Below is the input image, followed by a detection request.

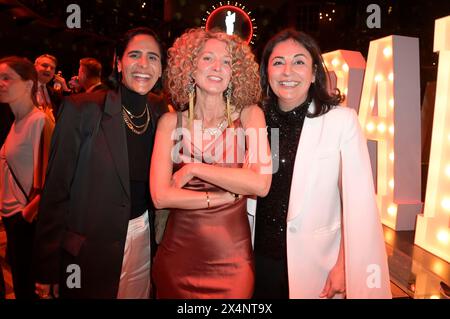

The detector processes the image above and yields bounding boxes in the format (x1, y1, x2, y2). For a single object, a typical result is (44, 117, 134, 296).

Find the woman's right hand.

(35, 282, 59, 299)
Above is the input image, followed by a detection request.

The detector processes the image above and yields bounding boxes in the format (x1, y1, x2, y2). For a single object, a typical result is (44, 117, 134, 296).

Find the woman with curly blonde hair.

(150, 28, 272, 298)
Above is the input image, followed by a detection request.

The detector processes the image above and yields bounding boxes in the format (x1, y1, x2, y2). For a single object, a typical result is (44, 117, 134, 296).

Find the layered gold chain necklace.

(122, 103, 150, 135)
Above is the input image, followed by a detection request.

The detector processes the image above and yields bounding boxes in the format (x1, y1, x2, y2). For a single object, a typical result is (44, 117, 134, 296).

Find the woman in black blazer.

(33, 27, 168, 299)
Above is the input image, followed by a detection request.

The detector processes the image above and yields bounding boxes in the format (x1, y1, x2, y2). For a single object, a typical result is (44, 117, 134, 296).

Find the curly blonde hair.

(165, 28, 261, 112)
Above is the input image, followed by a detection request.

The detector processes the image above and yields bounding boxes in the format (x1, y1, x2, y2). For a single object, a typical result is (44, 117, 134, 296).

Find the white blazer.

(286, 104, 391, 299)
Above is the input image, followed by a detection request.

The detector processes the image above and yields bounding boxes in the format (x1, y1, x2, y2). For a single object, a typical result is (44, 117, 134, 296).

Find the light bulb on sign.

(388, 205, 397, 217)
(383, 46, 392, 58)
(377, 123, 386, 133)
(366, 122, 375, 132)
(375, 74, 383, 82)
(441, 198, 450, 211)
(331, 58, 340, 67)
(437, 230, 449, 244)
(389, 179, 394, 189)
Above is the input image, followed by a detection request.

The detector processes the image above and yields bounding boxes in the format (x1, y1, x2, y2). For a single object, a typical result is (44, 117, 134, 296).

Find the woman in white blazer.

(253, 29, 391, 299)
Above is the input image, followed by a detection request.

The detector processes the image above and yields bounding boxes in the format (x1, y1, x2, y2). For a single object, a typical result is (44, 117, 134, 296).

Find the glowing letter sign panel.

(322, 50, 366, 112)
(415, 16, 450, 263)
(358, 35, 422, 231)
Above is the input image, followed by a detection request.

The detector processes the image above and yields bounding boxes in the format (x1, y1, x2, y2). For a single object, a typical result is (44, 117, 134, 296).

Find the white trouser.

(117, 210, 151, 299)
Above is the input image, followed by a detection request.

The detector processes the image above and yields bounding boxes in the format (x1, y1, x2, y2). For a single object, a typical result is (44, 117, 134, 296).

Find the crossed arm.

(150, 104, 272, 210)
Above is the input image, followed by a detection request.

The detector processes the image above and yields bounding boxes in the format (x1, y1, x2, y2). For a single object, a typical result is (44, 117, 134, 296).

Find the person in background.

(253, 29, 392, 299)
(0, 56, 54, 299)
(68, 57, 109, 94)
(34, 54, 68, 121)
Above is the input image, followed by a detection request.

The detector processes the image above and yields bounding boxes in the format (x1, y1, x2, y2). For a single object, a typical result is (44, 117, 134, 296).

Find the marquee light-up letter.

(358, 35, 422, 230)
(415, 16, 450, 263)
(322, 50, 366, 112)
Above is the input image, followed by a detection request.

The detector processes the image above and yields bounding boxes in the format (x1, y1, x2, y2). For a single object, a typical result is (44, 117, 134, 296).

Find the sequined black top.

(254, 98, 311, 260)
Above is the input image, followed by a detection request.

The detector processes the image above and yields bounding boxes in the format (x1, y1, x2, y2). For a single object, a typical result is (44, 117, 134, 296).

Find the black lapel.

(102, 90, 130, 199)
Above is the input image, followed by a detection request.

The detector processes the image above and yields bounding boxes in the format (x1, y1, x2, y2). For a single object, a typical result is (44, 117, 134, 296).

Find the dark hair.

(80, 57, 102, 79)
(0, 56, 38, 105)
(260, 28, 343, 117)
(108, 27, 164, 91)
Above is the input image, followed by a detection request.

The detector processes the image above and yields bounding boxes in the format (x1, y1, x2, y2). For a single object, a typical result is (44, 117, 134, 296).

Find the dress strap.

(175, 112, 183, 143)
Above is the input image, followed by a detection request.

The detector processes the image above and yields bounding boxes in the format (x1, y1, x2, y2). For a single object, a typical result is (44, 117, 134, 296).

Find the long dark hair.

(108, 27, 165, 92)
(260, 28, 343, 117)
(0, 56, 38, 105)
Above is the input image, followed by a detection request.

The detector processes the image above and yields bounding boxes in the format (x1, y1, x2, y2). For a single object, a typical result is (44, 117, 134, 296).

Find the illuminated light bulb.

(442, 198, 450, 211)
(389, 125, 394, 135)
(389, 152, 394, 161)
(331, 58, 340, 67)
(389, 98, 394, 109)
(326, 13, 328, 17)
(432, 261, 444, 274)
(383, 46, 392, 57)
(370, 99, 375, 108)
(388, 72, 394, 81)
(377, 123, 386, 133)
(445, 164, 450, 177)
(342, 63, 349, 72)
(430, 295, 440, 299)
(344, 88, 348, 95)
(437, 230, 449, 244)
(329, 18, 332, 21)
(332, 9, 335, 13)
(375, 74, 383, 82)
(366, 122, 375, 132)
(384, 230, 393, 243)
(388, 205, 397, 217)
(389, 179, 394, 189)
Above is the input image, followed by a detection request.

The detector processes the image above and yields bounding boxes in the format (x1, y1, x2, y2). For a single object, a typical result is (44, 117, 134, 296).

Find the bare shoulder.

(240, 104, 265, 128)
(157, 111, 178, 131)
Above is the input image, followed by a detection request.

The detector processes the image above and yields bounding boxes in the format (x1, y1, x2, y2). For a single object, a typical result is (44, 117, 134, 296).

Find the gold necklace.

(122, 103, 147, 119)
(122, 104, 150, 135)
(202, 118, 227, 136)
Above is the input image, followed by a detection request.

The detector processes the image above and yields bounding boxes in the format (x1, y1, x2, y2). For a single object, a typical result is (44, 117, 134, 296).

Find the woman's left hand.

(171, 164, 195, 188)
(319, 263, 346, 299)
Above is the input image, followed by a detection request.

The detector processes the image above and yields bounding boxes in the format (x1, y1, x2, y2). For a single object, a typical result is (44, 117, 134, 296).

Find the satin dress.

(152, 115, 254, 299)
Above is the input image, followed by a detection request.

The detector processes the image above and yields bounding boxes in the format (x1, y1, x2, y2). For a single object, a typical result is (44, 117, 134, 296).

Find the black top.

(254, 97, 311, 260)
(120, 84, 152, 220)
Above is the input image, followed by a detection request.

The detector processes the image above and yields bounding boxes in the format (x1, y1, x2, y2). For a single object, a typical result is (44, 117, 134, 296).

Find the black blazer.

(33, 89, 167, 298)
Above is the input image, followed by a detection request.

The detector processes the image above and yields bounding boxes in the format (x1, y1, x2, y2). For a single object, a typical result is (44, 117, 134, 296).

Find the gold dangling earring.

(188, 79, 195, 125)
(226, 84, 232, 127)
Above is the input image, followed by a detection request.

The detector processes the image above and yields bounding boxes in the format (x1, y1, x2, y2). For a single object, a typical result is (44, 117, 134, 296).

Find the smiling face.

(0, 63, 32, 105)
(268, 39, 316, 110)
(118, 34, 162, 95)
(192, 39, 232, 97)
(35, 57, 56, 85)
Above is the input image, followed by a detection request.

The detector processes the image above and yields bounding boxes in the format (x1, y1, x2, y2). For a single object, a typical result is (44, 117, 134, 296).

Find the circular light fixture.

(202, 2, 257, 45)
